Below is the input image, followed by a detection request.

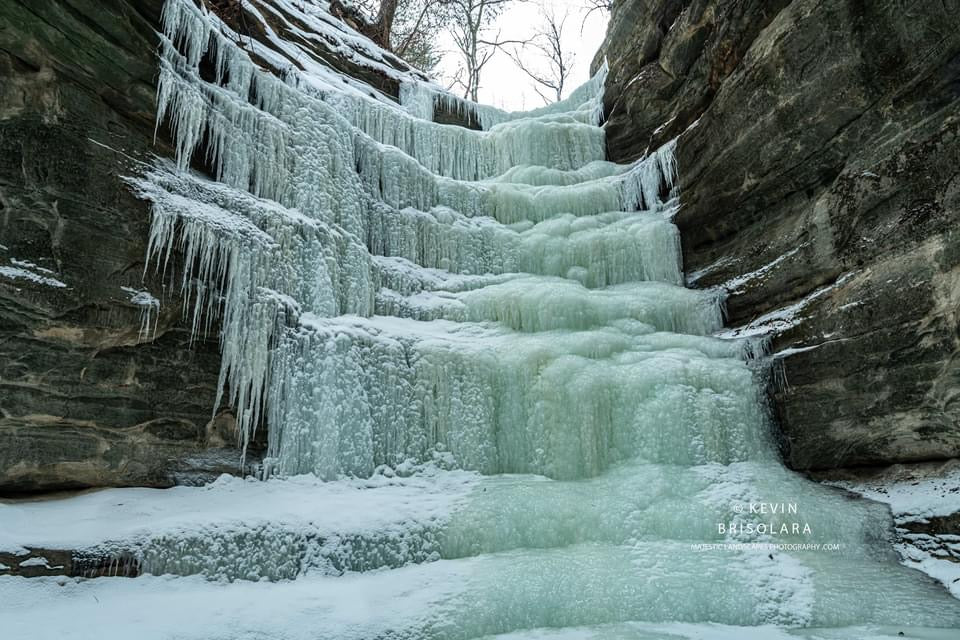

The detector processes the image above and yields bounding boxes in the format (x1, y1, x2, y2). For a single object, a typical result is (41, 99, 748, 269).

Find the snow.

(10, 258, 55, 274)
(476, 625, 960, 640)
(838, 300, 864, 310)
(685, 256, 735, 286)
(720, 246, 804, 295)
(16, 557, 63, 570)
(718, 273, 855, 339)
(0, 470, 477, 564)
(830, 468, 960, 521)
(772, 344, 822, 359)
(0, 576, 956, 640)
(0, 261, 68, 289)
(0, 549, 958, 638)
(897, 541, 960, 599)
(6, 472, 488, 588)
(0, 568, 461, 640)
(653, 116, 677, 136)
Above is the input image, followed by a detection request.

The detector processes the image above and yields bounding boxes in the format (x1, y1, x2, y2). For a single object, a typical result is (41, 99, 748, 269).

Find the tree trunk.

(374, 0, 399, 49)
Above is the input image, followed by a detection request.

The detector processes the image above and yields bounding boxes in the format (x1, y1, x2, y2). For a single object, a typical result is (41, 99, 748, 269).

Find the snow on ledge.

(0, 259, 68, 289)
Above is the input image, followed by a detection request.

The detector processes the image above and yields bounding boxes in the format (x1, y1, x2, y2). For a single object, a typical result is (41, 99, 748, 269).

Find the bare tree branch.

(507, 5, 575, 104)
(580, 0, 612, 35)
(446, 0, 528, 100)
(348, 0, 453, 73)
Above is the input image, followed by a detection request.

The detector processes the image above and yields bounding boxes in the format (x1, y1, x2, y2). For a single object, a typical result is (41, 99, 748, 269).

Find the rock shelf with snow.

(1, 0, 959, 638)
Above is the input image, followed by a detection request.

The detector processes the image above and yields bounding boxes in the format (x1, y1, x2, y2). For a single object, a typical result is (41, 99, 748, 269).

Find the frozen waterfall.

(2, 0, 959, 638)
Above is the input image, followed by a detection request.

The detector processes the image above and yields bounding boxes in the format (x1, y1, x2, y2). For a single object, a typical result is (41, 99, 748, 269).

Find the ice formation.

(3, 0, 958, 638)
(121, 286, 161, 340)
(139, 0, 683, 459)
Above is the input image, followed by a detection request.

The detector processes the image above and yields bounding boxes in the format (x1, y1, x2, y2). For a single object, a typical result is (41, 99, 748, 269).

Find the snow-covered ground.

(829, 466, 960, 522)
(1, 569, 958, 640)
(0, 469, 477, 556)
(3, 1, 959, 638)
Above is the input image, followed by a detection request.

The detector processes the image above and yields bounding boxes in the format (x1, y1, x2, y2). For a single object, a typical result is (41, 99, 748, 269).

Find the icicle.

(122, 287, 161, 341)
(129, 167, 375, 455)
(620, 138, 679, 212)
(138, 0, 694, 474)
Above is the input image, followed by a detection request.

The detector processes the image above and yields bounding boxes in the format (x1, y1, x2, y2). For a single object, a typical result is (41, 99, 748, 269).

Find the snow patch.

(721, 246, 804, 294)
(0, 263, 68, 289)
(718, 273, 854, 339)
(828, 467, 960, 597)
(18, 556, 64, 570)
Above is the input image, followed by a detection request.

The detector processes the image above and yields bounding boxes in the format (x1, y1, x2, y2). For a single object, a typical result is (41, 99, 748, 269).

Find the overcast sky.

(435, 0, 610, 111)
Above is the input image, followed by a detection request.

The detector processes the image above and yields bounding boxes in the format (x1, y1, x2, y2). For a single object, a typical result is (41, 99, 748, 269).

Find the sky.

(434, 0, 610, 111)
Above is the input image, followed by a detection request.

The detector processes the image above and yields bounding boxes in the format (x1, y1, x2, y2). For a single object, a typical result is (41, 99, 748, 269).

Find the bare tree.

(348, 0, 452, 73)
(508, 5, 576, 104)
(373, 0, 401, 47)
(348, 0, 400, 48)
(579, 0, 612, 34)
(446, 0, 528, 101)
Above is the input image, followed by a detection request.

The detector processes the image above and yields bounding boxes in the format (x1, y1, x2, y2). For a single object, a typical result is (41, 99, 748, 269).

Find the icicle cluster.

(142, 0, 693, 476)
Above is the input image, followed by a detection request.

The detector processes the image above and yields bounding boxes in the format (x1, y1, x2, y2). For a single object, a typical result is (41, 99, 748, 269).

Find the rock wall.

(0, 0, 244, 493)
(0, 0, 425, 492)
(597, 0, 960, 470)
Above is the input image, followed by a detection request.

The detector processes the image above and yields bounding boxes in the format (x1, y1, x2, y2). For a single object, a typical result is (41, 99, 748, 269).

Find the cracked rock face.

(598, 0, 960, 469)
(0, 0, 248, 492)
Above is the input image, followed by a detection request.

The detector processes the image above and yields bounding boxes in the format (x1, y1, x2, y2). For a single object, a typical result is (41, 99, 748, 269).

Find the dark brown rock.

(598, 0, 960, 469)
(0, 0, 245, 492)
(0, 545, 141, 578)
(0, 0, 440, 493)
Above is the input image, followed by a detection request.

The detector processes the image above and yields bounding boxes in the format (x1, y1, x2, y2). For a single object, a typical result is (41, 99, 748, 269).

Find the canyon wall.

(597, 0, 960, 470)
(0, 0, 238, 492)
